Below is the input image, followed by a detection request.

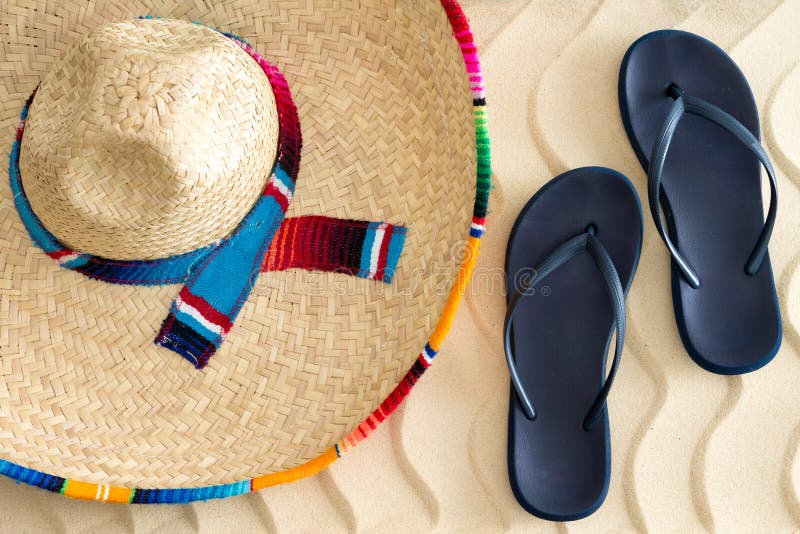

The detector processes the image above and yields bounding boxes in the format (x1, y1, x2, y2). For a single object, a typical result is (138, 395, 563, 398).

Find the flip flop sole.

(505, 167, 642, 521)
(619, 30, 781, 374)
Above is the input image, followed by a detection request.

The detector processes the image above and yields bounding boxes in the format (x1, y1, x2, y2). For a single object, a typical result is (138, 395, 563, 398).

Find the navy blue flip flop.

(619, 30, 781, 375)
(504, 167, 642, 521)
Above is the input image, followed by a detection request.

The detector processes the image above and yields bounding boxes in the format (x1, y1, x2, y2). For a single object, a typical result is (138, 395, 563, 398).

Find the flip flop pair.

(505, 30, 781, 521)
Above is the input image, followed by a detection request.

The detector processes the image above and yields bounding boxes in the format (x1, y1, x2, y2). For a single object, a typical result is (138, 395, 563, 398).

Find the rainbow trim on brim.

(0, 0, 489, 503)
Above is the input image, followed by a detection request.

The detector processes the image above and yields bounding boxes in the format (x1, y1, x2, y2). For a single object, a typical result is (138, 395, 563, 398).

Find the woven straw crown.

(0, 0, 488, 503)
(20, 19, 280, 260)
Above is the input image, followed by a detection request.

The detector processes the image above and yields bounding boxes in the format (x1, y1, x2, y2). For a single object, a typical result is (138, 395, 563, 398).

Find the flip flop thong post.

(505, 167, 642, 521)
(619, 29, 781, 374)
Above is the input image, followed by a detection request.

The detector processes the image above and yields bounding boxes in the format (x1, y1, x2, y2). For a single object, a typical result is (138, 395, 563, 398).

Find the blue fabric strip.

(274, 166, 292, 190)
(384, 227, 407, 282)
(156, 189, 288, 362)
(173, 310, 219, 342)
(184, 195, 284, 312)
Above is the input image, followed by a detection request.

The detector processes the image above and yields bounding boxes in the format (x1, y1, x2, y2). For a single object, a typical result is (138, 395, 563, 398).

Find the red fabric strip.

(262, 215, 375, 275)
(177, 287, 234, 331)
(47, 249, 76, 260)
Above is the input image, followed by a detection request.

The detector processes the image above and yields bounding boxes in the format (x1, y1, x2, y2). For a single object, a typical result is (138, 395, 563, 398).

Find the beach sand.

(3, 1, 800, 531)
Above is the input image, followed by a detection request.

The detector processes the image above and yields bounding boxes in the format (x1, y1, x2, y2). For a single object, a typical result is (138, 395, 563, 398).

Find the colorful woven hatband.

(10, 29, 407, 369)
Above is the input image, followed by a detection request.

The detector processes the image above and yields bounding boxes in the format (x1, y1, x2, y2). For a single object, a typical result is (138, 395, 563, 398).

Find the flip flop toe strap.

(648, 85, 778, 289)
(504, 228, 626, 431)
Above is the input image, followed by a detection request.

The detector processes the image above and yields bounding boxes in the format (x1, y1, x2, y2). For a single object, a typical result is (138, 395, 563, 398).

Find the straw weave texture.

(0, 0, 475, 488)
(20, 19, 280, 260)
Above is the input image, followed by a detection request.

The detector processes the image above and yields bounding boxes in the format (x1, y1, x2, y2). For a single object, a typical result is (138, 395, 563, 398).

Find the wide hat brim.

(0, 0, 489, 502)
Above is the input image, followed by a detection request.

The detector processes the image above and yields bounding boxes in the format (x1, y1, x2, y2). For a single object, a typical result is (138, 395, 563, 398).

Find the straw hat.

(0, 0, 490, 503)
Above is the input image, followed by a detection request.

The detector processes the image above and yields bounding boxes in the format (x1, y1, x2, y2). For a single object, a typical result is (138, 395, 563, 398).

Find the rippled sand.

(4, 1, 800, 531)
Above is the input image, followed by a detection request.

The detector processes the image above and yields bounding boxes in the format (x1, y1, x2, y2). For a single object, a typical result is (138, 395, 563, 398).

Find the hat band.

(10, 28, 407, 369)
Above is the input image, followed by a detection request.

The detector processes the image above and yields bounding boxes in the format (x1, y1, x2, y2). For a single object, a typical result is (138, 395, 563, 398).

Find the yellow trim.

(62, 480, 132, 502)
(251, 446, 339, 491)
(109, 485, 135, 503)
(429, 236, 481, 351)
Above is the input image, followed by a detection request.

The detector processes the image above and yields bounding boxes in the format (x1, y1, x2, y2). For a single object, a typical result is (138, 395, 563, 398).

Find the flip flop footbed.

(505, 167, 642, 521)
(619, 29, 781, 374)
